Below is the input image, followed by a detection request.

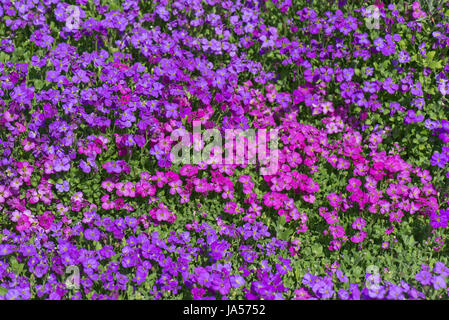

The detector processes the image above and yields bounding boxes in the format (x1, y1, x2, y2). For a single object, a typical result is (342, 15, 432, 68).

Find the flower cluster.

(0, 0, 449, 300)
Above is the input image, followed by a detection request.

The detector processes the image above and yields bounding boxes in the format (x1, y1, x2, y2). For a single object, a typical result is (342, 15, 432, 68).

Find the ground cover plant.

(1, 0, 449, 300)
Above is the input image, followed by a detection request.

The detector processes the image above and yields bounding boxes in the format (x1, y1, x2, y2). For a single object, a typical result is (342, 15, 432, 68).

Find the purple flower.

(365, 67, 374, 76)
(5, 289, 21, 300)
(336, 270, 348, 283)
(438, 79, 448, 95)
(415, 270, 432, 286)
(342, 68, 354, 82)
(230, 275, 245, 288)
(338, 288, 349, 300)
(33, 264, 49, 278)
(411, 81, 423, 96)
(0, 244, 15, 256)
(84, 228, 100, 241)
(383, 77, 398, 94)
(55, 180, 70, 192)
(121, 255, 137, 268)
(11, 84, 34, 104)
(425, 119, 439, 130)
(411, 98, 425, 110)
(430, 152, 447, 168)
(150, 145, 164, 160)
(80, 160, 91, 173)
(102, 161, 122, 174)
(434, 262, 449, 277)
(195, 267, 210, 287)
(386, 285, 405, 300)
(398, 50, 410, 63)
(83, 258, 99, 271)
(302, 273, 316, 287)
(381, 39, 396, 56)
(430, 211, 449, 229)
(349, 283, 361, 300)
(367, 285, 386, 299)
(54, 157, 70, 172)
(209, 240, 230, 261)
(432, 276, 446, 290)
(408, 287, 425, 300)
(312, 280, 334, 299)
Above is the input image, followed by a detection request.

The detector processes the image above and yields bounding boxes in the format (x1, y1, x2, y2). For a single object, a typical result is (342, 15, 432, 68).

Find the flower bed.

(1, 0, 449, 300)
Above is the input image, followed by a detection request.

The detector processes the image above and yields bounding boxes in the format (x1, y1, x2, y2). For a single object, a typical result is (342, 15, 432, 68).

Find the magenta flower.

(352, 218, 366, 231)
(430, 211, 449, 229)
(101, 180, 115, 192)
(39, 211, 54, 230)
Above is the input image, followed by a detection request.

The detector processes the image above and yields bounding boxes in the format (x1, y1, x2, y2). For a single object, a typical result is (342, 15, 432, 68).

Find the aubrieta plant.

(1, 0, 449, 300)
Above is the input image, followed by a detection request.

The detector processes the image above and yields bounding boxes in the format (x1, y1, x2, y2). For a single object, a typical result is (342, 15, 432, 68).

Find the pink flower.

(306, 180, 320, 193)
(39, 211, 54, 230)
(151, 203, 176, 223)
(101, 180, 115, 192)
(17, 161, 34, 180)
(297, 224, 308, 233)
(322, 210, 339, 225)
(346, 178, 362, 193)
(221, 184, 234, 199)
(123, 181, 136, 197)
(352, 218, 366, 231)
(412, 2, 427, 19)
(330, 224, 346, 239)
(27, 189, 39, 204)
(71, 191, 84, 204)
(303, 194, 316, 203)
(152, 171, 168, 188)
(22, 139, 35, 151)
(168, 180, 182, 195)
(224, 201, 237, 214)
(350, 231, 367, 243)
(114, 198, 125, 210)
(389, 210, 404, 223)
(328, 240, 341, 251)
(115, 182, 126, 197)
(44, 161, 55, 174)
(294, 288, 312, 300)
(193, 178, 209, 193)
(0, 185, 11, 203)
(136, 181, 156, 197)
(56, 203, 69, 215)
(179, 192, 190, 204)
(270, 177, 283, 192)
(16, 215, 31, 232)
(364, 176, 377, 190)
(238, 175, 252, 185)
(101, 194, 115, 210)
(180, 164, 198, 177)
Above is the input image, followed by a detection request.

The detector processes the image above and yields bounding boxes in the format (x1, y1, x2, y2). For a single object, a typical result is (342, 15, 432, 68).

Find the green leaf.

(0, 287, 8, 296)
(9, 256, 24, 274)
(428, 60, 442, 70)
(278, 215, 287, 227)
(312, 244, 323, 257)
(34, 80, 44, 90)
(127, 285, 134, 299)
(278, 230, 291, 241)
(0, 52, 9, 63)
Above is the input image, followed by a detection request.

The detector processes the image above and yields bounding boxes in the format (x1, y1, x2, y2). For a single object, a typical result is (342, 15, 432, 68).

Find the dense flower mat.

(1, 0, 449, 300)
